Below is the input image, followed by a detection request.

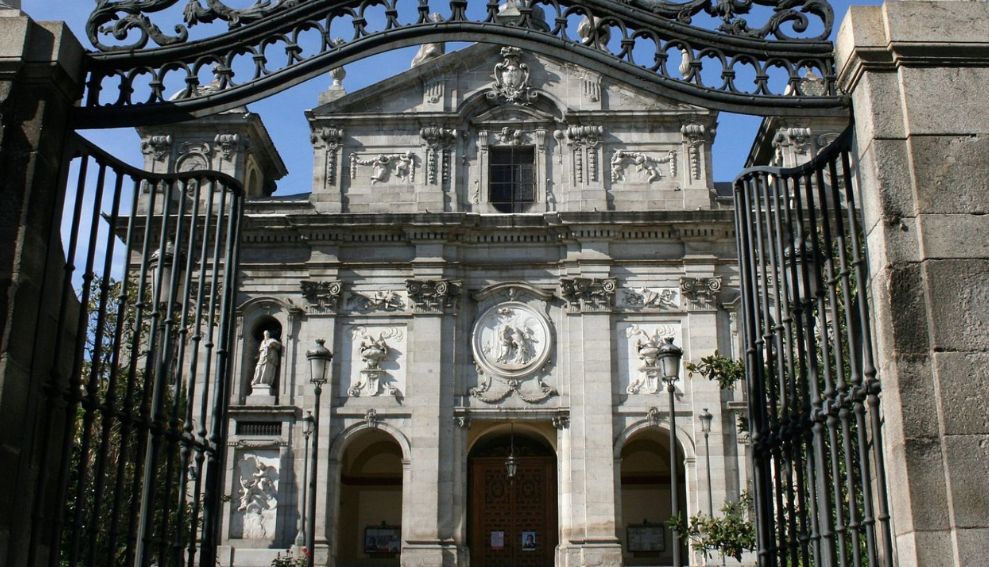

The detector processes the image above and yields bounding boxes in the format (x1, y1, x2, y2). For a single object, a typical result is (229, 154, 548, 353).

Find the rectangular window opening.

(489, 146, 536, 213)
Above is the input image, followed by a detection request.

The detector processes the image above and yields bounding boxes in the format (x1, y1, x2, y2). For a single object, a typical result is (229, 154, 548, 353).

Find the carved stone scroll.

(681, 123, 710, 180)
(300, 280, 342, 313)
(560, 277, 617, 311)
(406, 278, 461, 312)
(420, 127, 456, 185)
(566, 125, 604, 183)
(679, 276, 723, 309)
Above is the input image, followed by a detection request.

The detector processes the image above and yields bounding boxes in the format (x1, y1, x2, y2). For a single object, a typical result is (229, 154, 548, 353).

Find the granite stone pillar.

(836, 2, 989, 564)
(0, 12, 83, 566)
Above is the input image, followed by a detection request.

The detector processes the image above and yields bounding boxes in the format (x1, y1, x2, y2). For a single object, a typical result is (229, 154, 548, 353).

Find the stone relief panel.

(230, 451, 280, 540)
(342, 325, 406, 400)
(610, 149, 677, 183)
(348, 290, 406, 312)
(350, 152, 416, 184)
(619, 287, 681, 311)
(617, 322, 684, 395)
(470, 302, 556, 404)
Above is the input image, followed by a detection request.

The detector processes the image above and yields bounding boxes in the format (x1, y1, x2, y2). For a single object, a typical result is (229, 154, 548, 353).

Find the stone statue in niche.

(237, 455, 278, 539)
(251, 330, 281, 392)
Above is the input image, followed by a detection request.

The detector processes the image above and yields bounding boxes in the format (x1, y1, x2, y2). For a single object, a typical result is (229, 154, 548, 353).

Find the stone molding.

(300, 280, 342, 314)
(405, 278, 461, 312)
(679, 276, 722, 309)
(559, 277, 617, 312)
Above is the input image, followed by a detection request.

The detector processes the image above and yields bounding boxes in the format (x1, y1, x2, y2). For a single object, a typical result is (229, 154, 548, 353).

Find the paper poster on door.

(490, 531, 504, 549)
(522, 531, 537, 551)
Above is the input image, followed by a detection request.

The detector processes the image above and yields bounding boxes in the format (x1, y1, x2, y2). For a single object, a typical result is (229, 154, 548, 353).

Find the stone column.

(559, 273, 622, 567)
(401, 273, 460, 567)
(836, 3, 989, 564)
(0, 13, 83, 565)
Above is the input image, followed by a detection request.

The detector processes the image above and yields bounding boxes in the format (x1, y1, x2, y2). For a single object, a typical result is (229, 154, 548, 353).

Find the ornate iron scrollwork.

(79, 0, 844, 127)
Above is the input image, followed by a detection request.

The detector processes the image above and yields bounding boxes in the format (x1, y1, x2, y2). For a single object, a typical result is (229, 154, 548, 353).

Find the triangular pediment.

(471, 104, 558, 125)
(308, 43, 711, 119)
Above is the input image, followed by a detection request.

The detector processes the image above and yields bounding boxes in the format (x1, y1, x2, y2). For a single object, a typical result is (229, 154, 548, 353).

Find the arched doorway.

(618, 428, 687, 566)
(336, 429, 405, 567)
(468, 429, 557, 567)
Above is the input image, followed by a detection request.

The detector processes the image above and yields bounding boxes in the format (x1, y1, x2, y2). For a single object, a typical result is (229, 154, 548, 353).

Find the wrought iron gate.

(733, 130, 894, 567)
(31, 133, 243, 567)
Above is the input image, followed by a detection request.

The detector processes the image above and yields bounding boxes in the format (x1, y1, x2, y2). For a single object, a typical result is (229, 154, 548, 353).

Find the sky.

(24, 0, 877, 191)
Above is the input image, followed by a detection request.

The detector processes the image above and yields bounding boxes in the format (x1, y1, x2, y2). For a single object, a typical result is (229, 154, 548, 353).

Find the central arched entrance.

(468, 428, 557, 567)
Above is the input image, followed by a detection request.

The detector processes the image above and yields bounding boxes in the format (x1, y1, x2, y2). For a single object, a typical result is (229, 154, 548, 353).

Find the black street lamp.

(699, 408, 714, 517)
(505, 422, 517, 479)
(306, 339, 332, 567)
(295, 411, 315, 548)
(657, 337, 684, 567)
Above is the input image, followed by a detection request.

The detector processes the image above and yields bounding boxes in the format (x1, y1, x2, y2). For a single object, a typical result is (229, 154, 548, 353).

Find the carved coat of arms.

(489, 47, 538, 105)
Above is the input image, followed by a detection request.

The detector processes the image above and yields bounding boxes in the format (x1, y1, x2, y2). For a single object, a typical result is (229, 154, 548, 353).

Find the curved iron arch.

(77, 0, 846, 127)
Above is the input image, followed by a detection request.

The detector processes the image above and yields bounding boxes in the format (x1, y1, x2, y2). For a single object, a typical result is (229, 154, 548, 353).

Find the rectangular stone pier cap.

(836, 2, 989, 566)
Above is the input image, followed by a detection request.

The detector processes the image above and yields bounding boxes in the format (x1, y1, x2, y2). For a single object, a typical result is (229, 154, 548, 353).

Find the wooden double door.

(469, 455, 557, 567)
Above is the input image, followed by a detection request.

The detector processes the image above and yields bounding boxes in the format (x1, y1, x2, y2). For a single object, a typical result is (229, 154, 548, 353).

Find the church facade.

(140, 41, 750, 567)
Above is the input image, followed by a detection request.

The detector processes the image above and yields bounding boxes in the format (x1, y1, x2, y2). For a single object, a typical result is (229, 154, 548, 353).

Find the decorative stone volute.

(300, 280, 343, 313)
(681, 123, 710, 181)
(141, 134, 172, 161)
(679, 276, 722, 309)
(406, 278, 461, 312)
(559, 277, 617, 311)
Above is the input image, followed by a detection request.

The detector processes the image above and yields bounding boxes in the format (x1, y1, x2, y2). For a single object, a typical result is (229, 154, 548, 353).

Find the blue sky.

(24, 0, 876, 190)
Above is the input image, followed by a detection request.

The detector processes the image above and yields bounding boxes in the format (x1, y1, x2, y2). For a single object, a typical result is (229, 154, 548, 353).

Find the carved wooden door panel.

(470, 456, 557, 567)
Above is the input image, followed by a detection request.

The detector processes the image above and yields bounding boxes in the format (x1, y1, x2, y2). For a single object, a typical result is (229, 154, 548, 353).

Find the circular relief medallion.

(472, 302, 552, 379)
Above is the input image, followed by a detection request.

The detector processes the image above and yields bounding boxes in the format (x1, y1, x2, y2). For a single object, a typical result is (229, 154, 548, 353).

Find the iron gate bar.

(29, 132, 243, 567)
(733, 129, 894, 567)
(76, 0, 847, 128)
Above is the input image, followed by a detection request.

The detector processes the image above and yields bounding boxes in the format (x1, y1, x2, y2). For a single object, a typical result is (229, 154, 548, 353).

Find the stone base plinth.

(245, 386, 276, 405)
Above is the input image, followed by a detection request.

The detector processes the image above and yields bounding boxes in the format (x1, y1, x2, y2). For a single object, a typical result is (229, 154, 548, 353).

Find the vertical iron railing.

(30, 132, 242, 567)
(733, 129, 894, 567)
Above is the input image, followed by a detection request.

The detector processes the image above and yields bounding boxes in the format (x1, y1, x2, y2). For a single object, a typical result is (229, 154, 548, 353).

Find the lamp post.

(700, 408, 714, 517)
(657, 337, 684, 567)
(306, 339, 332, 567)
(295, 411, 315, 548)
(505, 422, 517, 479)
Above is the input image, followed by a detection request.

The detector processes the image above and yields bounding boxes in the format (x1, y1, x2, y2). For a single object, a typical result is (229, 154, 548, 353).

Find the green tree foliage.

(686, 352, 745, 391)
(668, 492, 756, 565)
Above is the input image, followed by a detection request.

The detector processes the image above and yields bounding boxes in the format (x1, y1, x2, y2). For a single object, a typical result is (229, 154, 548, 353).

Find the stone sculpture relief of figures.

(611, 149, 676, 183)
(623, 287, 680, 310)
(237, 455, 278, 539)
(352, 290, 404, 311)
(351, 152, 416, 184)
(493, 322, 536, 367)
(251, 330, 281, 390)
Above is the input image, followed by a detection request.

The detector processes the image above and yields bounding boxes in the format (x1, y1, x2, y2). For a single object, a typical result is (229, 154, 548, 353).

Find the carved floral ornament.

(470, 302, 557, 404)
(625, 324, 679, 394)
